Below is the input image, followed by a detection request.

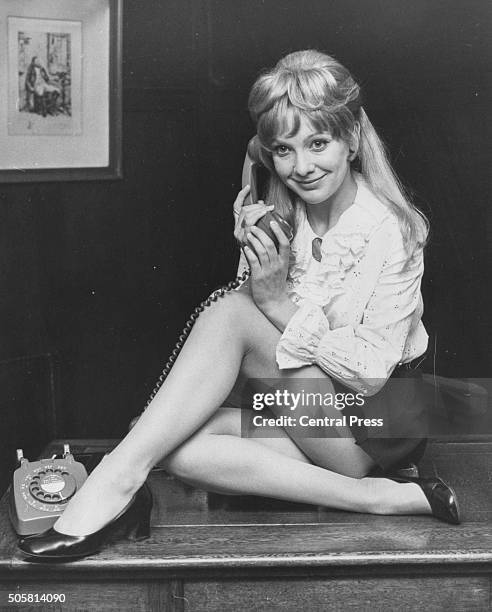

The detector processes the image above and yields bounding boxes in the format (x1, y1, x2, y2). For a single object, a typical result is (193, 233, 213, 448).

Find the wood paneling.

(184, 576, 490, 612)
(0, 355, 57, 494)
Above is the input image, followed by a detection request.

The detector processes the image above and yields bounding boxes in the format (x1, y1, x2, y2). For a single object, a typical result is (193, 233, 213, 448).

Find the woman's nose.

(292, 154, 315, 177)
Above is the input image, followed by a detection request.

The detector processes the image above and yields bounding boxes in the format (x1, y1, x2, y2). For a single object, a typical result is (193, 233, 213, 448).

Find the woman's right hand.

(233, 185, 274, 245)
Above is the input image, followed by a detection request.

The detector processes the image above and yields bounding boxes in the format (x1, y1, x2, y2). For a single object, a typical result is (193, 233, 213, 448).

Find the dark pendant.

(312, 237, 322, 262)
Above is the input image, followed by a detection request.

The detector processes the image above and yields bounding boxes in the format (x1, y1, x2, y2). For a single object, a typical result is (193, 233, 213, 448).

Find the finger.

(270, 220, 291, 260)
(242, 202, 273, 212)
(234, 210, 251, 244)
(233, 225, 243, 243)
(234, 210, 245, 238)
(236, 208, 246, 228)
(244, 205, 275, 227)
(243, 245, 260, 273)
(236, 201, 274, 242)
(233, 185, 251, 215)
(249, 225, 277, 260)
(246, 230, 270, 265)
(241, 202, 271, 216)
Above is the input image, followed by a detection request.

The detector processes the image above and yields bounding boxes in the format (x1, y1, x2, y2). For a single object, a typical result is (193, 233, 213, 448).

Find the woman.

(19, 50, 460, 560)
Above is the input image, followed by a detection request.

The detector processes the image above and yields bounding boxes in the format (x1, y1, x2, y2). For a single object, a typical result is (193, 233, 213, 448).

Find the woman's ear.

(348, 122, 360, 161)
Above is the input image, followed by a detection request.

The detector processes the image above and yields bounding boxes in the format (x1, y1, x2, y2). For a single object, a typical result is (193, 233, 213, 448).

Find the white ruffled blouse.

(236, 175, 428, 396)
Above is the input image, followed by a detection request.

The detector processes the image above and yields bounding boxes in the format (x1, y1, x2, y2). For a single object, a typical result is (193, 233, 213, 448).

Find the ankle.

(93, 452, 148, 496)
(362, 478, 432, 516)
(361, 477, 401, 515)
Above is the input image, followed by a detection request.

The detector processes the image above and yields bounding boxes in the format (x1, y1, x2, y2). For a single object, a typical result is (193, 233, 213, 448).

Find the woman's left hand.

(243, 221, 291, 313)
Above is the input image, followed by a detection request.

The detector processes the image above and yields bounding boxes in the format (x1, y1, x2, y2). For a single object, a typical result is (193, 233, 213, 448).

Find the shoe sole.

(19, 549, 98, 561)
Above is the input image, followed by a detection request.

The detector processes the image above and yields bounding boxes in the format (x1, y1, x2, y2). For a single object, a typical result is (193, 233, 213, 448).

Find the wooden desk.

(1, 439, 492, 611)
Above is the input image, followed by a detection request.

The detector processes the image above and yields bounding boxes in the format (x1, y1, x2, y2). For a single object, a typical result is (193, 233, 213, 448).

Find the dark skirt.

(334, 356, 428, 472)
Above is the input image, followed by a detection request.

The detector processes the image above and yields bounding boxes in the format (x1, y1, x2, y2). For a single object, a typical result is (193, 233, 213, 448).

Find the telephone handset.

(130, 139, 294, 424)
(9, 444, 88, 536)
(241, 141, 294, 246)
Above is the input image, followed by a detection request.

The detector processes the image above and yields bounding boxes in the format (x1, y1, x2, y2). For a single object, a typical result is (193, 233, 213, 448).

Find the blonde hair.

(247, 50, 429, 254)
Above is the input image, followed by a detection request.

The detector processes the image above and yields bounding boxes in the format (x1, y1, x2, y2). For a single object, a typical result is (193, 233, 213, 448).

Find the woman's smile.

(292, 172, 329, 188)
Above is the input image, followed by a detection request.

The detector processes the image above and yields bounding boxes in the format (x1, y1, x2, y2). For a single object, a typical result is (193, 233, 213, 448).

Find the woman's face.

(271, 115, 353, 207)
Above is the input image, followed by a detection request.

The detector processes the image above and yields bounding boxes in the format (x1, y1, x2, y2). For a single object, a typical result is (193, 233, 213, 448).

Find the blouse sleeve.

(276, 219, 426, 395)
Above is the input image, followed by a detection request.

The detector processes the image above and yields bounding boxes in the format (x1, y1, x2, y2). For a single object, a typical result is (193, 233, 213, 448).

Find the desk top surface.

(1, 439, 492, 577)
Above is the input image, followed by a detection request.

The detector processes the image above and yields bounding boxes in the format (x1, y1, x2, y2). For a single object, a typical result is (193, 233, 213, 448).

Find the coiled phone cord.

(142, 268, 251, 411)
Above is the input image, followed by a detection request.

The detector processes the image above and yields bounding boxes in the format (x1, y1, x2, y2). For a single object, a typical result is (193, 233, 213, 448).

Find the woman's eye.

(311, 139, 329, 151)
(274, 145, 290, 157)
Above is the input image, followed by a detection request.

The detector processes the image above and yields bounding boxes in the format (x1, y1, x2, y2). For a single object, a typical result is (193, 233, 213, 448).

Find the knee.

(160, 447, 194, 481)
(161, 435, 241, 492)
(194, 288, 251, 328)
(160, 439, 203, 481)
(161, 411, 239, 480)
(212, 288, 255, 318)
(194, 289, 265, 350)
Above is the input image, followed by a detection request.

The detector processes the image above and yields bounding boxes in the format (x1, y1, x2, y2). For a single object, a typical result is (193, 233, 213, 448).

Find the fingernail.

(270, 220, 278, 227)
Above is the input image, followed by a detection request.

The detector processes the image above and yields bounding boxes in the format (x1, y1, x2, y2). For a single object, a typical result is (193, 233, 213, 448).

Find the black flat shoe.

(18, 483, 152, 560)
(389, 475, 461, 525)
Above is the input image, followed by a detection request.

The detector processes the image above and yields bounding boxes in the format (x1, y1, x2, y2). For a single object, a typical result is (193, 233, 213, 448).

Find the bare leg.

(161, 407, 429, 516)
(55, 290, 431, 535)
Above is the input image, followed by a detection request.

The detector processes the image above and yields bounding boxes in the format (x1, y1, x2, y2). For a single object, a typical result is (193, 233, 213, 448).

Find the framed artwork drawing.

(0, 0, 122, 183)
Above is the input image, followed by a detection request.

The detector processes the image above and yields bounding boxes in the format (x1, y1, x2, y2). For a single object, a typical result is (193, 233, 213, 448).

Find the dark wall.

(1, 0, 490, 439)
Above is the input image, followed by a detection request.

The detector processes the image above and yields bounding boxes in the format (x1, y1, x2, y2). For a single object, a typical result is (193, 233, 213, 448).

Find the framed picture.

(0, 0, 122, 183)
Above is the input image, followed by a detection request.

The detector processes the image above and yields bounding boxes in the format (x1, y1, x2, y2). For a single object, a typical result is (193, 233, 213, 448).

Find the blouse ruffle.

(286, 199, 375, 308)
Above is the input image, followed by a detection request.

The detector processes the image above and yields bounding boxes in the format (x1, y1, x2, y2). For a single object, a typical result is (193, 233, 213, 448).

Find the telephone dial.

(9, 444, 89, 536)
(129, 139, 294, 426)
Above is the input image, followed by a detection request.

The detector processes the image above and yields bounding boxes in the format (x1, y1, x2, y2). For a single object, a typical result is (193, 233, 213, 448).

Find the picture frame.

(0, 0, 122, 183)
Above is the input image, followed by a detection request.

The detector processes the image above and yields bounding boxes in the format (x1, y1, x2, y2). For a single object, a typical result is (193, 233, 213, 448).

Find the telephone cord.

(143, 268, 251, 411)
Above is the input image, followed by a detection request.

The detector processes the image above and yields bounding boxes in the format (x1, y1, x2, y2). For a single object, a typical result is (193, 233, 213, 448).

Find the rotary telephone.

(9, 444, 104, 536)
(130, 140, 294, 424)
